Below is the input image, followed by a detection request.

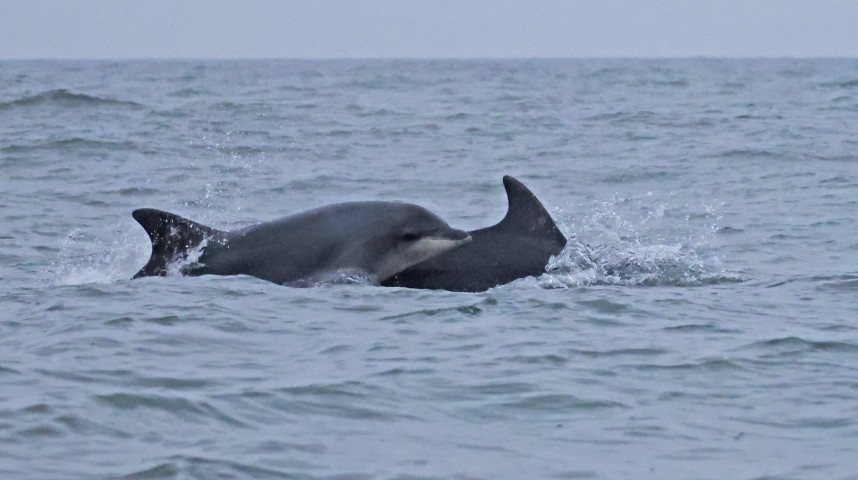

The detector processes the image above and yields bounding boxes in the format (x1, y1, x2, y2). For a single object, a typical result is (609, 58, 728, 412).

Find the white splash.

(535, 196, 744, 288)
(52, 223, 150, 286)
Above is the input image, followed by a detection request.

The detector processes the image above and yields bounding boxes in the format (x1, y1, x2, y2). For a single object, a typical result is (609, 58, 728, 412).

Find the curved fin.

(131, 208, 221, 279)
(497, 176, 567, 247)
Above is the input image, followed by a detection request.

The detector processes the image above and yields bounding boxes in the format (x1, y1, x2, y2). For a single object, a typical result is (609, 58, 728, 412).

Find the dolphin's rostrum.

(132, 201, 472, 286)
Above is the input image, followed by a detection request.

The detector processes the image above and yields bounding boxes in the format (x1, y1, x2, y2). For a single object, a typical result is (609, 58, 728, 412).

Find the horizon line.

(2, 55, 858, 62)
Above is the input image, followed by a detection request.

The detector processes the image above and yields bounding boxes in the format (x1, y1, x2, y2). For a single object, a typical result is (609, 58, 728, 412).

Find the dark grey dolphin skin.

(382, 176, 567, 292)
(132, 202, 471, 286)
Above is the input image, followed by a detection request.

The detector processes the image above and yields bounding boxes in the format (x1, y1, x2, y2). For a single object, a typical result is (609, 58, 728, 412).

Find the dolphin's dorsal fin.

(496, 176, 566, 246)
(132, 208, 220, 278)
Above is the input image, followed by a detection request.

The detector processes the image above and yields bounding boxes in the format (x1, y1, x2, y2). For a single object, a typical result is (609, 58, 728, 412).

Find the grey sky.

(2, 0, 857, 59)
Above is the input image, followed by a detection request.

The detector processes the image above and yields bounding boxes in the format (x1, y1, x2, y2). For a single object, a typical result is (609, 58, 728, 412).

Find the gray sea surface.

(1, 59, 858, 479)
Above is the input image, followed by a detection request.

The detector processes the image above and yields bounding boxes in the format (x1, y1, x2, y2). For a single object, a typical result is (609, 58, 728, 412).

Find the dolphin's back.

(382, 176, 566, 292)
(190, 212, 348, 284)
(132, 205, 357, 284)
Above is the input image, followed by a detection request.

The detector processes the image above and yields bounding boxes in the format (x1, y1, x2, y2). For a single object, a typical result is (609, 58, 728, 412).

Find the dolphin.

(382, 176, 567, 292)
(132, 201, 471, 286)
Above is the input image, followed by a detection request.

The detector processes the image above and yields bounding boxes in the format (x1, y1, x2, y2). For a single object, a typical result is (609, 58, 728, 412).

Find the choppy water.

(2, 59, 858, 479)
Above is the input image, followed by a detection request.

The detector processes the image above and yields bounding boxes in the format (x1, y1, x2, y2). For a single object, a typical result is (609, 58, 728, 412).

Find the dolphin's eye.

(401, 232, 420, 242)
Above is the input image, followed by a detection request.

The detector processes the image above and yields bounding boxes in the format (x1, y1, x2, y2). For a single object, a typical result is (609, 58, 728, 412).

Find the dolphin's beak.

(446, 228, 472, 247)
(421, 228, 471, 253)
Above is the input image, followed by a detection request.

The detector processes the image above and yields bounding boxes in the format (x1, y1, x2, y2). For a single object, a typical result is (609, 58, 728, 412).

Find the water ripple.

(500, 394, 626, 412)
(745, 336, 858, 354)
(119, 456, 297, 480)
(95, 392, 246, 427)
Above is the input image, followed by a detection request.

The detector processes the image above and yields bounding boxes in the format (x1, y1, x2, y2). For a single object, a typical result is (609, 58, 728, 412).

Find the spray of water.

(531, 194, 745, 288)
(51, 223, 150, 286)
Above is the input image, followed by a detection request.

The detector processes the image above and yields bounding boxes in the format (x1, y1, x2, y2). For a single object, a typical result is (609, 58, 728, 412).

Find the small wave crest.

(0, 89, 144, 111)
(1, 137, 139, 154)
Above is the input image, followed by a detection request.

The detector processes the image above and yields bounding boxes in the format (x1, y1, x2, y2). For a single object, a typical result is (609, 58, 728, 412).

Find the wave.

(584, 110, 658, 122)
(0, 89, 144, 111)
(119, 455, 296, 480)
(709, 148, 779, 159)
(632, 358, 746, 372)
(499, 393, 625, 412)
(744, 336, 858, 354)
(1, 137, 139, 153)
(820, 78, 858, 89)
(96, 392, 245, 426)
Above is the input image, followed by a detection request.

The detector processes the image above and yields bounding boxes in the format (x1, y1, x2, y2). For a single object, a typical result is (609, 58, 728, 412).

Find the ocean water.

(1, 59, 857, 479)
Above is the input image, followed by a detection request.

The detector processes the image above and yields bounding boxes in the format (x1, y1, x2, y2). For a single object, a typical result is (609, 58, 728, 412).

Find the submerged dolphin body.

(132, 201, 471, 286)
(382, 176, 567, 292)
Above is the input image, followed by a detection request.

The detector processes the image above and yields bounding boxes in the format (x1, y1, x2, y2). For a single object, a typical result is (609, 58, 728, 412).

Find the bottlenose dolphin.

(382, 176, 566, 292)
(132, 202, 471, 286)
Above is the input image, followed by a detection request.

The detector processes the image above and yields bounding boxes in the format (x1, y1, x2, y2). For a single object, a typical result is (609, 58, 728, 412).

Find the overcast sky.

(2, 0, 857, 59)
